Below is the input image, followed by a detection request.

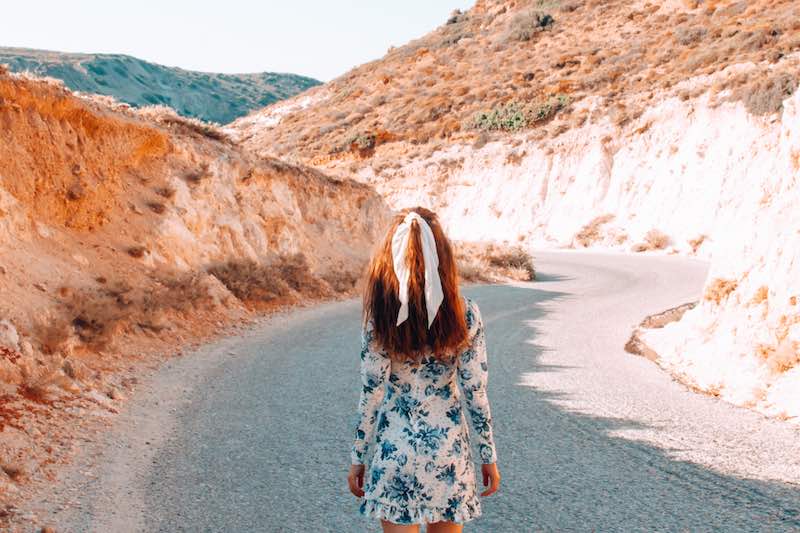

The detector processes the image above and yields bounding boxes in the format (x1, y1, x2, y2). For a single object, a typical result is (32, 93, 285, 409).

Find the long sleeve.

(457, 300, 498, 464)
(351, 321, 391, 465)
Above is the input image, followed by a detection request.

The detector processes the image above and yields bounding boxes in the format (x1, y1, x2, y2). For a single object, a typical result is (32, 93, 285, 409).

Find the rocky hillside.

(231, 0, 800, 420)
(0, 65, 388, 513)
(0, 47, 320, 124)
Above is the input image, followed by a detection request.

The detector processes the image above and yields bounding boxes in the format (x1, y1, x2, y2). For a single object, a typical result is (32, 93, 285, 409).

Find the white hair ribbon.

(391, 212, 444, 328)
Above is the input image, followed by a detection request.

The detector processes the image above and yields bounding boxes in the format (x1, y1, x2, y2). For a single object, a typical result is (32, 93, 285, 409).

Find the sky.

(0, 1, 475, 81)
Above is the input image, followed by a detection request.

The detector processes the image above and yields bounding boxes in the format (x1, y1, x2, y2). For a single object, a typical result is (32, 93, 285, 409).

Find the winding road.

(42, 251, 800, 532)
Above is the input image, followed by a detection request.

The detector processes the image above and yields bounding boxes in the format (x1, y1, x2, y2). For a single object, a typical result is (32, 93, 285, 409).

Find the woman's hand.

(481, 463, 501, 497)
(348, 464, 365, 497)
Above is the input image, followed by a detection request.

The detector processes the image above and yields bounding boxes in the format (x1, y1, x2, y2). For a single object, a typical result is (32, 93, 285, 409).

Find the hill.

(0, 47, 320, 124)
(230, 0, 800, 421)
(231, 0, 799, 159)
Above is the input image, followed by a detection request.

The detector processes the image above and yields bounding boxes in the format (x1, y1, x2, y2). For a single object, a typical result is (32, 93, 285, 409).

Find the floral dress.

(351, 297, 497, 524)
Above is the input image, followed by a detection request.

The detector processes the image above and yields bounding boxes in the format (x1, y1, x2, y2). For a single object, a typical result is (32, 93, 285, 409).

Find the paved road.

(54, 251, 800, 532)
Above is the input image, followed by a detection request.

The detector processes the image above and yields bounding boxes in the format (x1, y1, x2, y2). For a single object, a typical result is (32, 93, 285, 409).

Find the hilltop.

(0, 47, 320, 124)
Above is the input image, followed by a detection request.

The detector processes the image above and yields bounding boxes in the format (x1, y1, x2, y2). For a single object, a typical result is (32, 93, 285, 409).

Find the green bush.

(471, 103, 529, 132)
(469, 95, 570, 132)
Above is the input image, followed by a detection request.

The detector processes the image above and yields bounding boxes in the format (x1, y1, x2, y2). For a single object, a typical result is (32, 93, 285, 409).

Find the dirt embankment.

(0, 68, 391, 519)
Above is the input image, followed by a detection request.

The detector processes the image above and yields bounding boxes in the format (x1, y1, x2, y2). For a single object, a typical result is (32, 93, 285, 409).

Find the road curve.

(46, 251, 800, 532)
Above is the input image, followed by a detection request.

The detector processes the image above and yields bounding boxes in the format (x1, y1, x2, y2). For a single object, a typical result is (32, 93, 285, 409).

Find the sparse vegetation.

(470, 95, 570, 132)
(632, 229, 670, 252)
(574, 214, 615, 247)
(208, 254, 328, 308)
(470, 102, 529, 132)
(730, 72, 797, 116)
(704, 278, 738, 304)
(506, 10, 555, 42)
(239, 0, 800, 166)
(688, 234, 706, 254)
(456, 242, 535, 282)
(137, 105, 231, 143)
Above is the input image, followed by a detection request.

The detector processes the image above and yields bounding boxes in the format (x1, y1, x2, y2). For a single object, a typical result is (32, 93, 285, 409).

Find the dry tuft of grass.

(704, 277, 738, 304)
(33, 274, 222, 355)
(729, 71, 797, 116)
(749, 285, 769, 305)
(456, 242, 535, 282)
(757, 338, 800, 374)
(573, 214, 615, 247)
(688, 234, 706, 254)
(632, 229, 670, 252)
(505, 10, 555, 42)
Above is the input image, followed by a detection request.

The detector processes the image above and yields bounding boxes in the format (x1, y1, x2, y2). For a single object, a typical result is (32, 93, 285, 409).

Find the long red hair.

(363, 207, 467, 362)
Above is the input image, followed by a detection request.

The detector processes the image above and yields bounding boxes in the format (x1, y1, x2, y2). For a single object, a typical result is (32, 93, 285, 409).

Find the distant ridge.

(0, 47, 320, 124)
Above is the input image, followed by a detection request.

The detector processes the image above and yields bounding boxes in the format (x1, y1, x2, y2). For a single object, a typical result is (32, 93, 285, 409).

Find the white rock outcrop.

(354, 88, 800, 420)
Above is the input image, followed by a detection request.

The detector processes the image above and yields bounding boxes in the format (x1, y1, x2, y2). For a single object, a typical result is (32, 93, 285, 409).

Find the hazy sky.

(0, 1, 475, 81)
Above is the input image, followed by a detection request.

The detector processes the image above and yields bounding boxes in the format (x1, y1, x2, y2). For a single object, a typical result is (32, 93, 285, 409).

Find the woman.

(347, 207, 500, 532)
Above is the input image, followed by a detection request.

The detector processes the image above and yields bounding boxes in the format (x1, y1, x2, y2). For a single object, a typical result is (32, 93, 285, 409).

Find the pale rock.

(0, 319, 20, 351)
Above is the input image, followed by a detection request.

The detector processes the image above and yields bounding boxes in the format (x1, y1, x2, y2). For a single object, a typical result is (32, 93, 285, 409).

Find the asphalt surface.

(52, 251, 800, 532)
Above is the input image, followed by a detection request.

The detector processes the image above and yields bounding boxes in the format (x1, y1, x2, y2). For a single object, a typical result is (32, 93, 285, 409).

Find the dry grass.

(208, 254, 330, 308)
(632, 229, 671, 252)
(750, 285, 769, 305)
(729, 71, 798, 115)
(704, 277, 738, 303)
(688, 234, 706, 254)
(33, 274, 220, 356)
(573, 214, 615, 247)
(136, 105, 231, 143)
(758, 338, 800, 373)
(456, 241, 535, 282)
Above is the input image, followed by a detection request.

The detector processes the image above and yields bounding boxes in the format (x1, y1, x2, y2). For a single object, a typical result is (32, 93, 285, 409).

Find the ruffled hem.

(359, 496, 482, 525)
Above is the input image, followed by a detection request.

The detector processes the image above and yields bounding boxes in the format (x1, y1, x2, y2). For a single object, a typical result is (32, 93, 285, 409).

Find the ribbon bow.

(391, 212, 444, 328)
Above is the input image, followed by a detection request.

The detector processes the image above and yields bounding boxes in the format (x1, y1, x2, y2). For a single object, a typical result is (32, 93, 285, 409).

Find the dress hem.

(359, 496, 482, 525)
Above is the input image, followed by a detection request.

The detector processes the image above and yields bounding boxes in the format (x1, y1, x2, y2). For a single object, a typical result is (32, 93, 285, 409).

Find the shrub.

(675, 26, 708, 46)
(731, 72, 797, 116)
(506, 10, 555, 42)
(470, 102, 529, 131)
(208, 254, 328, 307)
(456, 242, 535, 282)
(573, 214, 615, 247)
(631, 229, 670, 252)
(470, 95, 570, 132)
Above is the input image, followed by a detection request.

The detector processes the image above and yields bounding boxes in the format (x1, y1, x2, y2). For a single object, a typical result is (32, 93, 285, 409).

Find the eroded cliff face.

(0, 69, 391, 502)
(641, 88, 800, 420)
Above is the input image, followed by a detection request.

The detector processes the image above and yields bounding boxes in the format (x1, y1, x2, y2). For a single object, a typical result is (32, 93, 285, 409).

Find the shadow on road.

(464, 283, 800, 533)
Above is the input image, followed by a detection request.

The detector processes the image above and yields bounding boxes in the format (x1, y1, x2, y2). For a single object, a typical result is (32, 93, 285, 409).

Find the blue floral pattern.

(351, 298, 497, 524)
